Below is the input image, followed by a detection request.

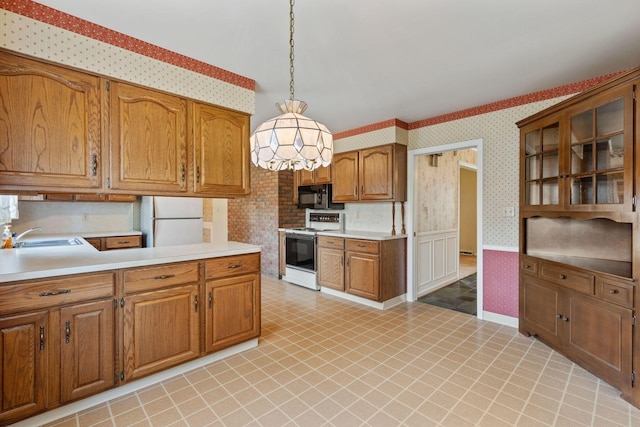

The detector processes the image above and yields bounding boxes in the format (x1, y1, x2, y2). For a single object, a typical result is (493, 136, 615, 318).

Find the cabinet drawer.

(124, 262, 199, 294)
(346, 239, 379, 254)
(206, 253, 260, 279)
(520, 256, 538, 277)
(318, 236, 344, 249)
(539, 262, 594, 295)
(596, 277, 634, 308)
(0, 272, 115, 315)
(104, 235, 142, 250)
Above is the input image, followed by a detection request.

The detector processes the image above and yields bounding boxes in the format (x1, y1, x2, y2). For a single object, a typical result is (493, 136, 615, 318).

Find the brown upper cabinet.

(296, 165, 332, 186)
(0, 50, 251, 198)
(0, 51, 102, 192)
(332, 143, 407, 202)
(108, 81, 188, 193)
(192, 102, 250, 196)
(518, 77, 636, 214)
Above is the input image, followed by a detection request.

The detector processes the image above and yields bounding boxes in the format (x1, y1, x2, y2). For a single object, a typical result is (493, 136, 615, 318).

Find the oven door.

(285, 233, 316, 272)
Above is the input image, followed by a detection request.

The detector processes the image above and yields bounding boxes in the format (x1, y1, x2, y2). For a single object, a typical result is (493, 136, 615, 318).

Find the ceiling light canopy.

(249, 0, 333, 171)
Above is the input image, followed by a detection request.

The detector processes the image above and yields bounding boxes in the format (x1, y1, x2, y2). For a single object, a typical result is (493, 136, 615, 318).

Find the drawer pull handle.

(39, 289, 71, 297)
(227, 263, 243, 269)
(154, 274, 176, 280)
(357, 244, 366, 248)
(523, 265, 530, 269)
(559, 274, 566, 280)
(609, 289, 619, 294)
(117, 241, 130, 244)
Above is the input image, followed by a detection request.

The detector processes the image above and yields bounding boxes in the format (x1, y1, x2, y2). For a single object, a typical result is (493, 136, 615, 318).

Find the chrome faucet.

(14, 226, 42, 243)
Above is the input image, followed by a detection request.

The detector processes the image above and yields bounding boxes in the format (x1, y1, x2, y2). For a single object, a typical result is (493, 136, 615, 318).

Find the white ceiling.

(34, 0, 640, 135)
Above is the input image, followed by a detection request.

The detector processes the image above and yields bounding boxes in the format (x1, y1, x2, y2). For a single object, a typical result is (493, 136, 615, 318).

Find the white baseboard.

(320, 287, 406, 310)
(482, 311, 518, 328)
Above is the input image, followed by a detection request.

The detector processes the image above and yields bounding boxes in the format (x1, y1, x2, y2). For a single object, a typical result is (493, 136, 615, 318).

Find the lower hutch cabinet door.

(564, 292, 632, 388)
(60, 300, 114, 402)
(0, 311, 47, 424)
(123, 285, 200, 381)
(206, 273, 260, 353)
(519, 276, 563, 347)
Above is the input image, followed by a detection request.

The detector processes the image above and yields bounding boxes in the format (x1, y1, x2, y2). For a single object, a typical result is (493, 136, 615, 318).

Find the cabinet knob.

(556, 313, 562, 319)
(609, 289, 619, 294)
(523, 264, 530, 269)
(562, 316, 569, 322)
(559, 274, 566, 280)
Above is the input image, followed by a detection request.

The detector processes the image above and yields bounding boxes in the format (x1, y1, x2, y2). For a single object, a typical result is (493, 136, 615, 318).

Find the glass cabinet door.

(568, 86, 633, 210)
(524, 121, 560, 206)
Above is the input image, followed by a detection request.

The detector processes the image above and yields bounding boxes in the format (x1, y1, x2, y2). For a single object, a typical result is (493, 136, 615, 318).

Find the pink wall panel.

(483, 250, 519, 317)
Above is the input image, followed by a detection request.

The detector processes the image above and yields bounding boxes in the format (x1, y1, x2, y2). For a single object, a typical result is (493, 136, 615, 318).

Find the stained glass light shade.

(250, 99, 333, 171)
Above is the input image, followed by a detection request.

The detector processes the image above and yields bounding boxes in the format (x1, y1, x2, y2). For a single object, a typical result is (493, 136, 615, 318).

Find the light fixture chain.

(289, 0, 295, 101)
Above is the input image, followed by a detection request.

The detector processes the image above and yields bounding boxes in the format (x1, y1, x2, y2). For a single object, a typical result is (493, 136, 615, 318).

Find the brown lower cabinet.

(84, 234, 142, 251)
(317, 236, 406, 302)
(0, 272, 115, 425)
(519, 257, 633, 398)
(0, 252, 261, 425)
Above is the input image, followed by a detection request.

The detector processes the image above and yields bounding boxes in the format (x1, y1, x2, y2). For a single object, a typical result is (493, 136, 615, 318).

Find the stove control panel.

(309, 213, 341, 223)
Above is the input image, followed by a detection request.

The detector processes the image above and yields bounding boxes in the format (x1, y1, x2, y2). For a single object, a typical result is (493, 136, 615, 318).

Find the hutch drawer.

(539, 261, 594, 295)
(520, 256, 538, 277)
(596, 277, 634, 308)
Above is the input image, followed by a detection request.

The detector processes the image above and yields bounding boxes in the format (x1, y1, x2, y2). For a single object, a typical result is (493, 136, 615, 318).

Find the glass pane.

(596, 98, 623, 136)
(526, 155, 540, 180)
(541, 151, 559, 179)
(542, 180, 558, 205)
(596, 134, 624, 170)
(570, 176, 593, 205)
(526, 182, 540, 205)
(570, 143, 593, 174)
(542, 123, 559, 151)
(571, 109, 592, 143)
(596, 172, 624, 204)
(525, 130, 541, 155)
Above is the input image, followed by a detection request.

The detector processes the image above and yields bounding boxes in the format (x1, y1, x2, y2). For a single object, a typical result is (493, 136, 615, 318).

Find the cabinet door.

(123, 285, 199, 381)
(193, 102, 250, 196)
(60, 300, 114, 402)
(318, 247, 344, 291)
(519, 276, 562, 347)
(332, 152, 359, 202)
(345, 252, 380, 300)
(563, 292, 632, 389)
(297, 169, 315, 186)
(0, 52, 102, 191)
(206, 273, 260, 353)
(565, 85, 634, 212)
(109, 82, 187, 193)
(314, 165, 332, 184)
(359, 145, 394, 201)
(0, 311, 47, 424)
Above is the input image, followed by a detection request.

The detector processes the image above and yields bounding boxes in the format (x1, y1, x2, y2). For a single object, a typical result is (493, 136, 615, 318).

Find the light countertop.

(0, 234, 260, 283)
(278, 228, 406, 241)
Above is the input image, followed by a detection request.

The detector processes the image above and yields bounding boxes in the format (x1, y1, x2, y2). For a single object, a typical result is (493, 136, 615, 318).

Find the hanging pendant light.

(250, 0, 333, 171)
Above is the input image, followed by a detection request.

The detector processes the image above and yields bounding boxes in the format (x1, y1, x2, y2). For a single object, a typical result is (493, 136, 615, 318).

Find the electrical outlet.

(503, 207, 515, 217)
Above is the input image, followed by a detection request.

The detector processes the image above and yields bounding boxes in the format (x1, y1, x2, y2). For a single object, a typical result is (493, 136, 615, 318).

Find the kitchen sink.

(13, 238, 84, 248)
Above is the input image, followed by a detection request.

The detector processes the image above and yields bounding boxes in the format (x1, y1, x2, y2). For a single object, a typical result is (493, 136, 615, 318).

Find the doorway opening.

(406, 139, 484, 319)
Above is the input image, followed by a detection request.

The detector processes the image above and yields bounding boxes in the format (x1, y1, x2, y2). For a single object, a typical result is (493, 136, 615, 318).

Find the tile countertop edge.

(317, 230, 407, 241)
(0, 242, 261, 283)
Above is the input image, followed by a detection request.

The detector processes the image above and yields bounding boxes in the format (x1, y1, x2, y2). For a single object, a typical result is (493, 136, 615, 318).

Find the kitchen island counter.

(0, 239, 261, 283)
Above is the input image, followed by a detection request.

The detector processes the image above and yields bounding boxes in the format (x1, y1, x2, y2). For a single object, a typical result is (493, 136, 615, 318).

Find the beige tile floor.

(42, 276, 640, 427)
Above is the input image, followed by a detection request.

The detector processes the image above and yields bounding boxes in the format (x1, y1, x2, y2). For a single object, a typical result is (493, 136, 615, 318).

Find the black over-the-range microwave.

(297, 184, 344, 210)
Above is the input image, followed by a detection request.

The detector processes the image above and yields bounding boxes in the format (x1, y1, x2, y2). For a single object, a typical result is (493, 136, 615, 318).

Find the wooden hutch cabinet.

(517, 66, 640, 407)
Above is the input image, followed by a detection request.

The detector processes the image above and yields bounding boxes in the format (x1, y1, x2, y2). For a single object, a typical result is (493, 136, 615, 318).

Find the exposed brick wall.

(229, 166, 304, 277)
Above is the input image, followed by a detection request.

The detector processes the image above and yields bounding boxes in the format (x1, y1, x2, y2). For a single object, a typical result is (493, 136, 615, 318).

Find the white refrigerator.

(140, 196, 203, 247)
